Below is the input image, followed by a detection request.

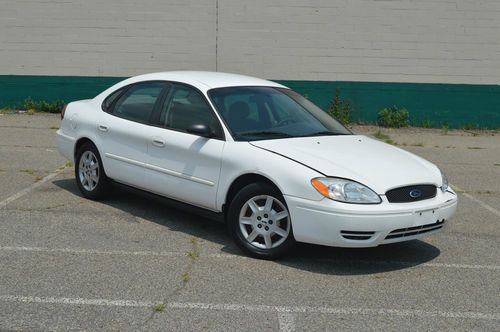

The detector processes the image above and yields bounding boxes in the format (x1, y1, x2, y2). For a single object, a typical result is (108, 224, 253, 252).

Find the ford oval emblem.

(409, 189, 422, 198)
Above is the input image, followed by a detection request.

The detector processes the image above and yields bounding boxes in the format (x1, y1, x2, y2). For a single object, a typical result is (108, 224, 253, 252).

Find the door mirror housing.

(186, 123, 213, 138)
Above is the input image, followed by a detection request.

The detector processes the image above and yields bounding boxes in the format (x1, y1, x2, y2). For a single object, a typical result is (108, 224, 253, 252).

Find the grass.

(373, 129, 395, 144)
(19, 169, 35, 176)
(187, 251, 199, 259)
(50, 126, 59, 130)
(421, 119, 432, 128)
(463, 123, 478, 130)
(34, 176, 43, 182)
(409, 142, 425, 147)
(181, 272, 190, 285)
(0, 108, 17, 114)
(153, 303, 166, 312)
(467, 147, 485, 150)
(59, 161, 73, 170)
(441, 125, 449, 135)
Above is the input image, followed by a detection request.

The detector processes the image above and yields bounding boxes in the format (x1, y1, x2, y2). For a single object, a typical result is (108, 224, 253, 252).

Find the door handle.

(98, 124, 108, 132)
(152, 137, 165, 147)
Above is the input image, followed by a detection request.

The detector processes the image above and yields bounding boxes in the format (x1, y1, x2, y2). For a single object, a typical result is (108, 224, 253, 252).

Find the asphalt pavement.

(0, 113, 499, 331)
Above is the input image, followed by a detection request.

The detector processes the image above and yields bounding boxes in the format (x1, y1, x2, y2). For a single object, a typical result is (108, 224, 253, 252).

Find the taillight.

(61, 104, 67, 120)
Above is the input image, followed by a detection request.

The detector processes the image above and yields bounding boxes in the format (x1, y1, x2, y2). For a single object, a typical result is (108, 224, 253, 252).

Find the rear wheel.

(228, 182, 295, 259)
(75, 142, 112, 200)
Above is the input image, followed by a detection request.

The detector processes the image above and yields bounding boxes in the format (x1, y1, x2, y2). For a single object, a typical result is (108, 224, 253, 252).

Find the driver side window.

(159, 84, 222, 138)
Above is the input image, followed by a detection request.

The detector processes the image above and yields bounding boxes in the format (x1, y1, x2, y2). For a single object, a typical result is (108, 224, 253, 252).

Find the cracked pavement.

(0, 114, 499, 331)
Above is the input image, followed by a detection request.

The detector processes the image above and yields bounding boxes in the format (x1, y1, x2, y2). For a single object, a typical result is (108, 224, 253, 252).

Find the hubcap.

(239, 195, 290, 249)
(78, 151, 99, 191)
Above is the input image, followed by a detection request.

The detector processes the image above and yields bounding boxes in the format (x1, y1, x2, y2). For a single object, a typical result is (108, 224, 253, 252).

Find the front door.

(145, 83, 225, 210)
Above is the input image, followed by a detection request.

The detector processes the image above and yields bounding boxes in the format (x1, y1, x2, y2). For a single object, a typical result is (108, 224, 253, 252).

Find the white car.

(57, 71, 458, 259)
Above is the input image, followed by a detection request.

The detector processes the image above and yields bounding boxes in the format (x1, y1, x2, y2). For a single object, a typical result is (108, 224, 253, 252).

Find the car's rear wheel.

(228, 182, 295, 259)
(75, 142, 111, 200)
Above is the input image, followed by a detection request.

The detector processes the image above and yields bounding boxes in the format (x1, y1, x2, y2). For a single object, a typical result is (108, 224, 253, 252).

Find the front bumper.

(284, 189, 457, 247)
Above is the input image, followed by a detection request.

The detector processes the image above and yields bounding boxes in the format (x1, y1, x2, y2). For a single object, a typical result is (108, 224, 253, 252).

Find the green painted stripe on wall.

(278, 80, 500, 129)
(1, 75, 499, 128)
(0, 75, 123, 107)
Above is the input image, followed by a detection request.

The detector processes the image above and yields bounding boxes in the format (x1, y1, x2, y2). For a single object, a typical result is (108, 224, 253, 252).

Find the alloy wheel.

(78, 150, 99, 191)
(238, 195, 290, 249)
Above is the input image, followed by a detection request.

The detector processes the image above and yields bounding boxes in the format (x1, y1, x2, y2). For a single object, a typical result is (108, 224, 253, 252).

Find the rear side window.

(102, 88, 124, 112)
(111, 82, 165, 124)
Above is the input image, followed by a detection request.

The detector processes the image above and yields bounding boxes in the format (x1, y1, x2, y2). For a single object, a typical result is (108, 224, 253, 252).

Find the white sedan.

(57, 71, 457, 259)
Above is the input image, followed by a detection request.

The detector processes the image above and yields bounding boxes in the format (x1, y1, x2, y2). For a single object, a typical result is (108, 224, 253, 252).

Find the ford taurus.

(57, 71, 458, 259)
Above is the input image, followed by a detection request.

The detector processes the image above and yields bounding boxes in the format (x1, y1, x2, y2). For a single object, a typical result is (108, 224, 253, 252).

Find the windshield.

(208, 86, 351, 141)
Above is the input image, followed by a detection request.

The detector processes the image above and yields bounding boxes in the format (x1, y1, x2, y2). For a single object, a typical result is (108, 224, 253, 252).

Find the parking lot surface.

(0, 114, 499, 331)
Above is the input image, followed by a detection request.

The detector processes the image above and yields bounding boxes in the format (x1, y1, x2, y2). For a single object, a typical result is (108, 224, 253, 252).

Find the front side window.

(208, 86, 351, 141)
(159, 84, 222, 138)
(112, 82, 165, 124)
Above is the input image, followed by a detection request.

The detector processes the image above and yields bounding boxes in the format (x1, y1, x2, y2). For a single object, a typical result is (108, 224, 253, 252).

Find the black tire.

(227, 182, 295, 259)
(75, 142, 112, 200)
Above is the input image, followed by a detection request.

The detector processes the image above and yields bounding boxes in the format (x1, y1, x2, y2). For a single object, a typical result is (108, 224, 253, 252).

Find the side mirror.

(186, 123, 213, 138)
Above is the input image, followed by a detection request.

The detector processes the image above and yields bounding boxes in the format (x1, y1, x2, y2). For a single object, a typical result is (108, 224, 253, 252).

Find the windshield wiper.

(237, 131, 293, 138)
(302, 131, 349, 137)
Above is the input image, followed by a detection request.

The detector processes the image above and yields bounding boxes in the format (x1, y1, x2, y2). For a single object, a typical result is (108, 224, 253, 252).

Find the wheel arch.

(223, 173, 282, 219)
(74, 137, 95, 159)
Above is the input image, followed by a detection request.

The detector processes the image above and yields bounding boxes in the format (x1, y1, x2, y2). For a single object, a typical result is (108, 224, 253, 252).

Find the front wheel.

(227, 182, 295, 259)
(75, 142, 112, 200)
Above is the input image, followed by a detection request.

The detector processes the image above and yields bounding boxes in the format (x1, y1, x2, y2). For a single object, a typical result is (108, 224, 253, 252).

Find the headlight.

(440, 170, 449, 193)
(311, 177, 381, 204)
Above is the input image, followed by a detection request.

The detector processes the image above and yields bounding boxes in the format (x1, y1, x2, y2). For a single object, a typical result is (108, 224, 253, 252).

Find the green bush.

(377, 106, 409, 128)
(21, 97, 65, 113)
(327, 89, 351, 125)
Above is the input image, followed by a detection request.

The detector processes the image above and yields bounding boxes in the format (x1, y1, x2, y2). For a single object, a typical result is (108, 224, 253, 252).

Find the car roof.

(117, 71, 286, 92)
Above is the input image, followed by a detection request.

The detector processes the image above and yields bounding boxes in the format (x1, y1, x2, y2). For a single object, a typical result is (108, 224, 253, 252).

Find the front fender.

(216, 142, 324, 210)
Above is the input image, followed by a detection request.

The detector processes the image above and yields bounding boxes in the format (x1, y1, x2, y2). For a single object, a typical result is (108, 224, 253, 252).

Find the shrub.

(327, 89, 351, 125)
(21, 97, 65, 113)
(377, 106, 409, 128)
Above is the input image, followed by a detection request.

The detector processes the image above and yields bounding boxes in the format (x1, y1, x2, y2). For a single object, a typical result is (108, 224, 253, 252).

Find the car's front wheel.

(228, 182, 295, 259)
(75, 142, 111, 200)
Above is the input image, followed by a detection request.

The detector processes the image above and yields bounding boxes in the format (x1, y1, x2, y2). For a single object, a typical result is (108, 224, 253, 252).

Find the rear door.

(98, 81, 169, 189)
(145, 83, 225, 210)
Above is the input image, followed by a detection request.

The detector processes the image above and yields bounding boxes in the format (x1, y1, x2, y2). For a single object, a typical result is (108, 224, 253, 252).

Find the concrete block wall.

(0, 0, 217, 76)
(1, 0, 499, 84)
(217, 0, 500, 84)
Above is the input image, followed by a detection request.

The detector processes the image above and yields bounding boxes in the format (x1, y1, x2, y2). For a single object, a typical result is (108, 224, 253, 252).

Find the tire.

(75, 142, 112, 200)
(227, 182, 295, 259)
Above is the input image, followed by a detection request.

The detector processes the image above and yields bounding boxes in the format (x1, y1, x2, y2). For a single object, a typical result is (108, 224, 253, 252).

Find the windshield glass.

(208, 86, 351, 141)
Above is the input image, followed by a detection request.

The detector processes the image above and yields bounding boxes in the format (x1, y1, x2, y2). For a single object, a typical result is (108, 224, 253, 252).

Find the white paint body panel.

(250, 135, 442, 194)
(57, 71, 457, 248)
(145, 126, 224, 210)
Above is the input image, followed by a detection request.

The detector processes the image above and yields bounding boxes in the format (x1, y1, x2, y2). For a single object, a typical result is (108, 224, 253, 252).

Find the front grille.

(386, 185, 436, 203)
(341, 230, 375, 241)
(385, 219, 445, 240)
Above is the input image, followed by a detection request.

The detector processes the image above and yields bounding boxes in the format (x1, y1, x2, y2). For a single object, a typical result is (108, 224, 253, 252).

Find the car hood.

(250, 135, 441, 194)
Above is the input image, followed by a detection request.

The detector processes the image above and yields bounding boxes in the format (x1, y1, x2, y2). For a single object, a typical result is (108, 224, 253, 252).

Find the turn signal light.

(311, 179, 330, 198)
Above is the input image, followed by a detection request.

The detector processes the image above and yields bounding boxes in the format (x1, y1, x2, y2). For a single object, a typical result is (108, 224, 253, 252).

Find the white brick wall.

(1, 0, 499, 84)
